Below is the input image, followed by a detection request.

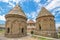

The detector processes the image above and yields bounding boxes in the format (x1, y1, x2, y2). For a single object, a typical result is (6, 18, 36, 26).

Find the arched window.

(50, 18, 53, 21)
(22, 28, 24, 33)
(39, 24, 41, 30)
(7, 28, 10, 33)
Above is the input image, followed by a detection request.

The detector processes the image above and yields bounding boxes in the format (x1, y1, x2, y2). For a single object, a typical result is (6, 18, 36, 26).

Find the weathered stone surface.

(35, 7, 57, 38)
(5, 5, 57, 38)
(5, 4, 27, 38)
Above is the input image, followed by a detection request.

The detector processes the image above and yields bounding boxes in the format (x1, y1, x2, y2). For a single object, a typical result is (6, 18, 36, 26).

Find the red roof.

(27, 20, 35, 23)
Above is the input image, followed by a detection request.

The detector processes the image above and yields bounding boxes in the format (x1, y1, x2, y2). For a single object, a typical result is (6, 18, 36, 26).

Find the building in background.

(0, 24, 5, 30)
(58, 27, 60, 34)
(27, 20, 36, 34)
(58, 26, 60, 38)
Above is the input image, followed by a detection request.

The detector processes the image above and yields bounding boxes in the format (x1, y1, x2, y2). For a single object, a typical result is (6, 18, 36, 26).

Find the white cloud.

(46, 0, 55, 9)
(28, 5, 41, 21)
(46, 0, 60, 10)
(0, 0, 18, 3)
(0, 0, 15, 7)
(12, 0, 22, 4)
(0, 0, 10, 3)
(0, 0, 24, 8)
(0, 7, 3, 11)
(51, 7, 60, 16)
(25, 11, 37, 22)
(56, 23, 60, 29)
(0, 15, 5, 21)
(31, 12, 36, 18)
(8, 2, 15, 7)
(0, 6, 3, 9)
(30, 11, 38, 21)
(0, 7, 5, 14)
(47, 0, 52, 2)
(55, 12, 60, 17)
(45, 0, 60, 18)
(34, 0, 41, 3)
(26, 13, 31, 18)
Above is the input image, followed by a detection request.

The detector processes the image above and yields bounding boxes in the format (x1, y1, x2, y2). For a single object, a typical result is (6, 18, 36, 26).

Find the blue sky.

(0, 0, 60, 28)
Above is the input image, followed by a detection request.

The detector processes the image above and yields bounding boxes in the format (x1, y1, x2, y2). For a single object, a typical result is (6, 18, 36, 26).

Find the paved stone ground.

(0, 36, 38, 40)
(0, 34, 38, 40)
(0, 33, 60, 40)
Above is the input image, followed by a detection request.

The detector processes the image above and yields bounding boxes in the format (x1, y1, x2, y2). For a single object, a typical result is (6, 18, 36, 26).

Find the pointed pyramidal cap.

(37, 7, 54, 18)
(8, 4, 26, 17)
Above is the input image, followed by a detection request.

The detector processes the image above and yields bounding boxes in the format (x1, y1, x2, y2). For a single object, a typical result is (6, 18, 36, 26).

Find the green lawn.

(38, 37, 52, 40)
(0, 30, 5, 33)
(58, 34, 60, 38)
(32, 35, 52, 40)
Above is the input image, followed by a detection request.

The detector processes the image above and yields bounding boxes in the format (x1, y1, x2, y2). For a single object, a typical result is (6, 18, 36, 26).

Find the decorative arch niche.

(6, 20, 11, 27)
(12, 20, 20, 34)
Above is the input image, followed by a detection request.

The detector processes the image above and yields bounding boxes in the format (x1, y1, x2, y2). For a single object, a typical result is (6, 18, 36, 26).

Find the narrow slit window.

(39, 25, 41, 30)
(22, 28, 24, 33)
(7, 28, 10, 33)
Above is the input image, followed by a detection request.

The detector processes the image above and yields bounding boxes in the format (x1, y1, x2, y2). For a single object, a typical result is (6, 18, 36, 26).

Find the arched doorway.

(31, 31, 34, 34)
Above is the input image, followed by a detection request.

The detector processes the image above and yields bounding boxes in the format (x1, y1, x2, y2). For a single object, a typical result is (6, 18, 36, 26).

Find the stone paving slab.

(0, 35, 38, 40)
(0, 33, 60, 40)
(6, 37, 38, 40)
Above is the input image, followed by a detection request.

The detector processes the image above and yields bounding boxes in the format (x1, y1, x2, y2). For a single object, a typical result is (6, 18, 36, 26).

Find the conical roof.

(37, 7, 54, 18)
(7, 4, 26, 17)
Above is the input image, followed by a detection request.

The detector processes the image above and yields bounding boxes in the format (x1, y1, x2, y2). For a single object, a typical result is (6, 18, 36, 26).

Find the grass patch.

(32, 35, 52, 40)
(58, 33, 60, 38)
(38, 37, 52, 40)
(58, 34, 60, 38)
(0, 30, 5, 33)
